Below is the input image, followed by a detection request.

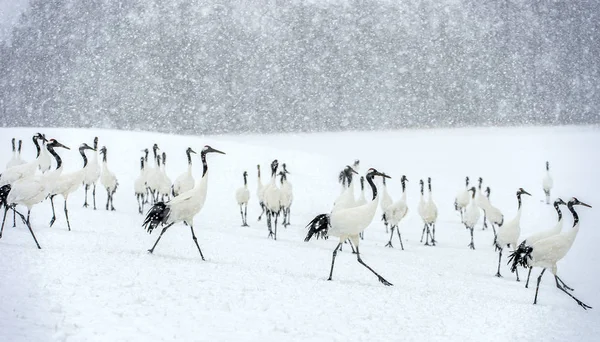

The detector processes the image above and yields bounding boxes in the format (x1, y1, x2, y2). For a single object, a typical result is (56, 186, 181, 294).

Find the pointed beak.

(190, 149, 197, 154)
(350, 168, 358, 175)
(58, 142, 70, 150)
(580, 202, 592, 208)
(209, 147, 226, 155)
(522, 190, 532, 196)
(379, 172, 391, 179)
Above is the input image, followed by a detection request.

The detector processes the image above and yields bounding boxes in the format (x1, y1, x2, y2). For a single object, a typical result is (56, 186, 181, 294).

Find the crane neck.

(80, 148, 89, 168)
(140, 159, 145, 170)
(47, 145, 63, 170)
(401, 180, 406, 193)
(201, 151, 209, 177)
(243, 174, 248, 186)
(567, 203, 580, 228)
(33, 136, 41, 158)
(554, 202, 563, 221)
(366, 174, 378, 201)
(11, 138, 15, 152)
(517, 193, 522, 209)
(186, 150, 192, 165)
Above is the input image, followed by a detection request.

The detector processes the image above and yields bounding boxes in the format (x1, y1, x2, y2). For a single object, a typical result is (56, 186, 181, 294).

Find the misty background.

(0, 0, 599, 135)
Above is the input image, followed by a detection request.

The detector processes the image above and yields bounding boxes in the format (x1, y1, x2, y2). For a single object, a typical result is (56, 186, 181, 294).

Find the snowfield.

(1, 126, 599, 341)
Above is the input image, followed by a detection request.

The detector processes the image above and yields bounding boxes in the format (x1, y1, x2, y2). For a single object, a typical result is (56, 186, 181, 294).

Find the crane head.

(34, 133, 48, 142)
(554, 198, 566, 206)
(202, 145, 225, 155)
(186, 147, 196, 155)
(517, 188, 531, 196)
(93, 137, 99, 149)
(367, 168, 389, 179)
(47, 139, 70, 150)
(99, 146, 107, 155)
(570, 197, 592, 208)
(401, 175, 408, 183)
(79, 143, 95, 151)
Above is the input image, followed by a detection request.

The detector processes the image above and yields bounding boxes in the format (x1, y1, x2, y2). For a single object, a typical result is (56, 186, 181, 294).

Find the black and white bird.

(333, 165, 358, 212)
(509, 197, 592, 309)
(263, 160, 282, 240)
(380, 175, 393, 234)
(48, 143, 96, 230)
(82, 137, 101, 209)
(494, 188, 531, 280)
(356, 176, 367, 240)
(5, 138, 26, 169)
(145, 144, 162, 203)
(543, 161, 553, 205)
(279, 164, 293, 227)
(426, 177, 438, 245)
(142, 145, 225, 259)
(1, 139, 70, 249)
(172, 147, 196, 197)
(475, 177, 490, 230)
(134, 156, 147, 214)
(384, 175, 408, 249)
(99, 146, 118, 211)
(305, 168, 393, 285)
(418, 179, 435, 246)
(482, 187, 503, 240)
(1, 134, 46, 186)
(235, 171, 250, 227)
(256, 164, 266, 221)
(520, 198, 567, 288)
(454, 176, 470, 221)
(157, 152, 172, 202)
(462, 187, 480, 250)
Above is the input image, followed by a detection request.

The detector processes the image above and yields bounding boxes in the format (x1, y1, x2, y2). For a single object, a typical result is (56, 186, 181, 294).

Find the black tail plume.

(0, 184, 11, 208)
(142, 202, 171, 234)
(454, 199, 458, 211)
(507, 244, 533, 273)
(305, 213, 330, 242)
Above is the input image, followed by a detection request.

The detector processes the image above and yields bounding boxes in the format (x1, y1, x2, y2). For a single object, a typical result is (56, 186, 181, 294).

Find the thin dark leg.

(327, 243, 343, 281)
(64, 198, 71, 231)
(0, 206, 8, 239)
(137, 194, 142, 214)
(396, 226, 404, 250)
(483, 214, 488, 230)
(554, 275, 591, 309)
(110, 192, 115, 211)
(555, 275, 574, 291)
(105, 190, 110, 210)
(525, 267, 532, 288)
(49, 195, 57, 227)
(83, 185, 89, 207)
(274, 212, 279, 241)
(356, 246, 393, 286)
(266, 211, 274, 239)
(424, 224, 431, 246)
(13, 209, 41, 249)
(420, 223, 427, 243)
(147, 222, 175, 253)
(359, 232, 364, 240)
(239, 205, 245, 226)
(468, 227, 475, 250)
(189, 225, 205, 260)
(385, 227, 395, 248)
(12, 207, 16, 228)
(287, 208, 291, 226)
(491, 223, 497, 241)
(515, 265, 520, 282)
(431, 223, 436, 246)
(460, 209, 464, 222)
(534, 268, 546, 304)
(495, 249, 503, 277)
(92, 184, 97, 210)
(244, 204, 249, 226)
(348, 239, 357, 254)
(258, 203, 265, 221)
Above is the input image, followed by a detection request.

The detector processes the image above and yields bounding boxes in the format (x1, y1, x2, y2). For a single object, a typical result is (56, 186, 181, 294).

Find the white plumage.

(263, 160, 282, 240)
(134, 156, 147, 214)
(145, 144, 162, 203)
(462, 187, 480, 250)
(279, 164, 293, 227)
(493, 188, 531, 279)
(425, 177, 438, 245)
(418, 179, 435, 245)
(481, 187, 503, 239)
(384, 175, 408, 249)
(100, 146, 119, 211)
(172, 147, 196, 198)
(37, 134, 52, 173)
(235, 171, 250, 227)
(379, 175, 393, 233)
(5, 139, 26, 169)
(82, 137, 101, 209)
(0, 134, 45, 186)
(542, 161, 553, 205)
(454, 177, 470, 220)
(157, 152, 172, 202)
(256, 164, 266, 221)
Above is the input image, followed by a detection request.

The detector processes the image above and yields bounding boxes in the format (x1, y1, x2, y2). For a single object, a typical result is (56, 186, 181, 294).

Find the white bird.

(0, 133, 46, 186)
(157, 152, 172, 202)
(494, 188, 531, 279)
(380, 175, 393, 233)
(256, 164, 266, 221)
(356, 176, 367, 240)
(305, 168, 393, 285)
(134, 156, 147, 214)
(425, 177, 438, 245)
(509, 197, 592, 309)
(48, 143, 96, 230)
(263, 159, 282, 240)
(99, 146, 119, 211)
(5, 138, 26, 169)
(0, 139, 70, 249)
(454, 176, 470, 221)
(36, 134, 52, 173)
(142, 145, 225, 259)
(482, 187, 504, 240)
(172, 147, 196, 198)
(475, 177, 490, 230)
(384, 175, 408, 249)
(82, 137, 101, 209)
(333, 165, 358, 212)
(235, 171, 250, 226)
(520, 198, 567, 288)
(145, 144, 162, 203)
(543, 161, 553, 205)
(462, 187, 480, 250)
(279, 164, 293, 227)
(418, 179, 434, 245)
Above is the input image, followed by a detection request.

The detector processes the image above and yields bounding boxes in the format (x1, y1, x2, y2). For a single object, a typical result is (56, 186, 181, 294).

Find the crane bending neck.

(33, 136, 41, 158)
(366, 174, 378, 201)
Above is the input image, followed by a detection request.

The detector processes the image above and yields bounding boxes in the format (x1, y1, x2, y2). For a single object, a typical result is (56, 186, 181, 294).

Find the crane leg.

(396, 226, 404, 250)
(147, 222, 175, 253)
(258, 203, 265, 221)
(356, 246, 393, 286)
(49, 195, 57, 227)
(348, 239, 357, 254)
(136, 194, 142, 214)
(274, 212, 279, 241)
(266, 211, 274, 239)
(244, 204, 249, 227)
(555, 275, 574, 291)
(189, 225, 205, 261)
(515, 265, 520, 282)
(468, 227, 475, 250)
(64, 198, 71, 231)
(534, 268, 546, 304)
(110, 192, 115, 211)
(482, 214, 488, 230)
(495, 249, 503, 277)
(12, 206, 16, 228)
(92, 184, 97, 210)
(525, 267, 532, 288)
(83, 184, 89, 208)
(431, 223, 436, 245)
(13, 209, 41, 249)
(385, 227, 395, 248)
(0, 206, 8, 239)
(327, 243, 343, 281)
(239, 205, 246, 226)
(554, 277, 591, 309)
(287, 208, 291, 226)
(359, 231, 364, 240)
(420, 224, 427, 243)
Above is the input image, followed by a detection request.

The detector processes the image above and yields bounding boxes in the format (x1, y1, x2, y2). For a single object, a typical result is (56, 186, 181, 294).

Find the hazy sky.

(0, 0, 28, 42)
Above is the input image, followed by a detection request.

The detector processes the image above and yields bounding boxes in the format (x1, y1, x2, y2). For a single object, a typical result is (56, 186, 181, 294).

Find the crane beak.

(378, 172, 391, 179)
(190, 149, 197, 154)
(350, 168, 358, 174)
(57, 142, 70, 150)
(522, 190, 532, 196)
(580, 201, 592, 208)
(207, 147, 225, 155)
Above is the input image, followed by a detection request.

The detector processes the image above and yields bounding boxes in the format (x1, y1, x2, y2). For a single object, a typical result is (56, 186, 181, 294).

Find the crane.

(82, 137, 101, 209)
(462, 187, 480, 250)
(384, 175, 408, 249)
(305, 168, 393, 285)
(263, 159, 282, 240)
(279, 164, 293, 227)
(99, 146, 119, 211)
(508, 197, 592, 309)
(256, 164, 266, 221)
(543, 161, 553, 205)
(134, 156, 147, 214)
(235, 171, 250, 226)
(172, 147, 196, 197)
(454, 177, 470, 222)
(143, 145, 225, 259)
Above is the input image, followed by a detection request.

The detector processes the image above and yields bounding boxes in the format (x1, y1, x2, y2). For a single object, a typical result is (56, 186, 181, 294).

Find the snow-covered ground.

(1, 125, 599, 341)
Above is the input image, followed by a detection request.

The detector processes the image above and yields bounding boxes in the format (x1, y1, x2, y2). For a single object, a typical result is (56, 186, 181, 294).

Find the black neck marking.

(102, 150, 107, 163)
(80, 148, 88, 168)
(11, 138, 15, 152)
(47, 145, 62, 169)
(243, 173, 248, 185)
(187, 150, 192, 165)
(33, 136, 41, 158)
(366, 173, 378, 200)
(18, 140, 22, 153)
(201, 151, 209, 177)
(140, 158, 144, 170)
(517, 193, 522, 209)
(554, 202, 563, 221)
(360, 177, 365, 191)
(401, 179, 406, 192)
(567, 202, 579, 227)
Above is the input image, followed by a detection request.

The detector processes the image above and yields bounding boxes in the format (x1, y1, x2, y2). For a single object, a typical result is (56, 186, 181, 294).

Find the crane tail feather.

(142, 202, 170, 234)
(0, 184, 11, 208)
(507, 244, 533, 273)
(305, 213, 330, 242)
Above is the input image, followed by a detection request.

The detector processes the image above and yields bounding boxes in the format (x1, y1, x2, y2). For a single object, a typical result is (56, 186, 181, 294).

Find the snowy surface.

(0, 126, 599, 341)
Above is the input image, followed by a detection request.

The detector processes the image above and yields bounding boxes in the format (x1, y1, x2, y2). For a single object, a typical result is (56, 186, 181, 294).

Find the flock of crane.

(0, 133, 593, 310)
